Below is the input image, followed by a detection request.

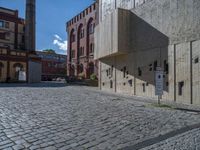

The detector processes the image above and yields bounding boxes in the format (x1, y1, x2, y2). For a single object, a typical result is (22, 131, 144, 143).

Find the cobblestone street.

(0, 82, 200, 150)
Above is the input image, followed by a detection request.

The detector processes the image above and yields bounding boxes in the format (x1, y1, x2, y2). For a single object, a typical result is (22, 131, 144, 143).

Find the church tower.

(25, 0, 36, 51)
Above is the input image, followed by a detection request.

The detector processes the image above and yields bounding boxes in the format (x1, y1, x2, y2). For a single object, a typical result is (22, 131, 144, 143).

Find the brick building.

(0, 6, 40, 83)
(95, 0, 200, 105)
(66, 2, 98, 79)
(37, 51, 67, 81)
(0, 0, 41, 83)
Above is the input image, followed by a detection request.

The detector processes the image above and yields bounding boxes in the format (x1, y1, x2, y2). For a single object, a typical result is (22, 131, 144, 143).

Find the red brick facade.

(0, 7, 41, 83)
(66, 3, 98, 79)
(37, 51, 67, 81)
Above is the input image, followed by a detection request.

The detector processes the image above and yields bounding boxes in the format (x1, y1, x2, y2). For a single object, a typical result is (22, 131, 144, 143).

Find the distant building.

(95, 0, 200, 105)
(37, 51, 67, 81)
(66, 2, 98, 79)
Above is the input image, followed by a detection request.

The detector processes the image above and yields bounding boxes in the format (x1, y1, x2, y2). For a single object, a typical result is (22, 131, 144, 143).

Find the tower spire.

(25, 0, 36, 51)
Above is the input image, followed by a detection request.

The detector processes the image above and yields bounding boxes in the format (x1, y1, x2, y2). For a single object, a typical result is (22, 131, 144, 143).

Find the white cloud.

(54, 34, 62, 41)
(53, 34, 67, 52)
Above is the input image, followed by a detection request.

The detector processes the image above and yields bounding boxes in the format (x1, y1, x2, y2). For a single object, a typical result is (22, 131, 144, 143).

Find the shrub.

(90, 73, 97, 80)
(78, 72, 85, 79)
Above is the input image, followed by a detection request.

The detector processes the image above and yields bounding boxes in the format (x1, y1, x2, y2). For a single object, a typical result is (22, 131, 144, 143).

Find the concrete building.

(37, 51, 67, 81)
(0, 0, 41, 83)
(66, 2, 98, 79)
(95, 0, 200, 105)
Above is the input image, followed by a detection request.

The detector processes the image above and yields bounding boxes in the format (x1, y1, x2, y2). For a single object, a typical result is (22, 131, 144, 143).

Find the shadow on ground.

(0, 81, 88, 88)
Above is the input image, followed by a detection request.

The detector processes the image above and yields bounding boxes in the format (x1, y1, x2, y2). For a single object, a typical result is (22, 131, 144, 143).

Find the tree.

(43, 49, 56, 54)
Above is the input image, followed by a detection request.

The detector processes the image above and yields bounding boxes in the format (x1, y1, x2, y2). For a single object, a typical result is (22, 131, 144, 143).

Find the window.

(90, 43, 94, 53)
(89, 6, 92, 12)
(178, 81, 184, 96)
(0, 33, 5, 40)
(5, 32, 10, 40)
(194, 57, 199, 64)
(71, 50, 75, 58)
(164, 60, 169, 74)
(128, 79, 133, 87)
(110, 80, 113, 89)
(80, 29, 84, 39)
(89, 23, 95, 34)
(79, 64, 84, 73)
(22, 36, 25, 43)
(123, 67, 126, 78)
(142, 83, 146, 92)
(0, 21, 4, 28)
(79, 47, 84, 56)
(5, 22, 9, 28)
(71, 34, 75, 42)
(154, 60, 157, 71)
(138, 67, 142, 76)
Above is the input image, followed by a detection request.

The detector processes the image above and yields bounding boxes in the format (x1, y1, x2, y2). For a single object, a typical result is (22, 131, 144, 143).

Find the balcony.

(94, 8, 133, 59)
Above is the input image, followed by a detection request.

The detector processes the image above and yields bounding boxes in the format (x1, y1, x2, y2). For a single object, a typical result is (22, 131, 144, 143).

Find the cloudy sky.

(0, 0, 94, 55)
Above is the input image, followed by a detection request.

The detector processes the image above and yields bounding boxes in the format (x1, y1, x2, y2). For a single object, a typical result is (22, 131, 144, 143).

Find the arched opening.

(88, 62, 94, 77)
(87, 17, 95, 56)
(69, 28, 75, 61)
(13, 63, 24, 80)
(71, 65, 75, 76)
(0, 62, 4, 79)
(79, 64, 84, 73)
(77, 24, 84, 58)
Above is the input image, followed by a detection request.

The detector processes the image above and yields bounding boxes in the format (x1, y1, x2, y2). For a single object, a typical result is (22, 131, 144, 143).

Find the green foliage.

(78, 72, 85, 79)
(43, 49, 56, 54)
(90, 73, 97, 80)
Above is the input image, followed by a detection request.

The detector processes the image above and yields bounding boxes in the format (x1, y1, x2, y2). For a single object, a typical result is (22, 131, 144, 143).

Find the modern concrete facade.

(66, 3, 98, 79)
(95, 0, 200, 105)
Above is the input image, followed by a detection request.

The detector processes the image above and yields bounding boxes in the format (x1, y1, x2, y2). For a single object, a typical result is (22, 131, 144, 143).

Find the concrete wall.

(97, 0, 200, 105)
(192, 40, 200, 105)
(28, 61, 41, 83)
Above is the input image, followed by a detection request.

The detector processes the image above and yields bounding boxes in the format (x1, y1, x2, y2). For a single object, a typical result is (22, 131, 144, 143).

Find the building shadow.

(99, 10, 169, 93)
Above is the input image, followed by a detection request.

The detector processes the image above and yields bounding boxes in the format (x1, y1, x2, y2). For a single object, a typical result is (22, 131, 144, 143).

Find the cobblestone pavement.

(0, 82, 200, 150)
(141, 127, 200, 150)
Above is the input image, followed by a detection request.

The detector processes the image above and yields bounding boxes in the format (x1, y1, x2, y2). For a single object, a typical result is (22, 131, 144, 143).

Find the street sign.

(155, 67, 164, 96)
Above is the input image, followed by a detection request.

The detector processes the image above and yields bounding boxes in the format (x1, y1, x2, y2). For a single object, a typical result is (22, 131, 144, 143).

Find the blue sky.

(0, 0, 94, 54)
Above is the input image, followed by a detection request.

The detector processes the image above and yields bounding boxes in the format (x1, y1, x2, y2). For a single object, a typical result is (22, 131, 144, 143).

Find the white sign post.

(155, 67, 164, 105)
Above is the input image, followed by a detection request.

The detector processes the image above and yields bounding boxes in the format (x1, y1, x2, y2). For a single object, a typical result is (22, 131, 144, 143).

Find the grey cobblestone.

(0, 82, 200, 150)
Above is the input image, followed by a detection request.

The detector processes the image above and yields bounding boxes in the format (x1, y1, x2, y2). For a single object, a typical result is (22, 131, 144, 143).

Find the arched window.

(79, 64, 84, 73)
(70, 29, 75, 43)
(88, 62, 94, 76)
(87, 18, 95, 35)
(71, 65, 75, 76)
(78, 24, 84, 39)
